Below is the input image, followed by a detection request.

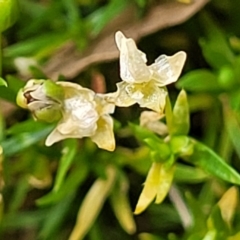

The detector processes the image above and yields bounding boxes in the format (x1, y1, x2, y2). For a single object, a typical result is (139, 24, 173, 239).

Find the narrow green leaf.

(69, 165, 116, 240)
(207, 206, 229, 239)
(1, 125, 54, 157)
(87, 0, 128, 36)
(4, 33, 68, 58)
(1, 210, 46, 230)
(185, 192, 207, 235)
(6, 75, 25, 93)
(53, 139, 77, 192)
(175, 164, 208, 183)
(39, 194, 74, 240)
(222, 102, 240, 159)
(177, 69, 221, 92)
(183, 138, 240, 185)
(7, 119, 49, 135)
(110, 173, 136, 234)
(0, 0, 19, 32)
(37, 163, 88, 205)
(199, 12, 235, 69)
(0, 75, 25, 102)
(0, 78, 7, 87)
(171, 90, 190, 136)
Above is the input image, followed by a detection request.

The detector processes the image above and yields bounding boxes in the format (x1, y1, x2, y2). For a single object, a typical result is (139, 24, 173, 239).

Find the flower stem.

(0, 33, 2, 77)
(165, 90, 173, 135)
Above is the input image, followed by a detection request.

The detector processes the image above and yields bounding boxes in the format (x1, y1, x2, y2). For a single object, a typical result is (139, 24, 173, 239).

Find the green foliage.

(0, 0, 19, 32)
(1, 1, 240, 240)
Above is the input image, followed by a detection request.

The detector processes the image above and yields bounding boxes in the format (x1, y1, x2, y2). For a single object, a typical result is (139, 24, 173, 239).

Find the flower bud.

(16, 79, 64, 123)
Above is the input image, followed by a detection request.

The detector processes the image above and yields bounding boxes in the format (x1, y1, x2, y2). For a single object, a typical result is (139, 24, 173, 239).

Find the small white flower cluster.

(17, 31, 186, 152)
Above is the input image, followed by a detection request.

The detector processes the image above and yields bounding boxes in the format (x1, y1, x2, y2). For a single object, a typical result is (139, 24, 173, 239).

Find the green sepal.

(33, 105, 62, 123)
(144, 138, 172, 163)
(43, 80, 64, 103)
(0, 0, 19, 32)
(171, 90, 190, 136)
(182, 138, 240, 185)
(170, 135, 193, 157)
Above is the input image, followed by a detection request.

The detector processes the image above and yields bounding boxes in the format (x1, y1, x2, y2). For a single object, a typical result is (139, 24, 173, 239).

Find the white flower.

(45, 82, 116, 151)
(17, 80, 116, 151)
(112, 31, 187, 113)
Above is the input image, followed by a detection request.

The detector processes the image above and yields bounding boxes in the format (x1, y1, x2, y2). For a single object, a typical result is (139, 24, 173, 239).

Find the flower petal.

(45, 116, 98, 146)
(113, 82, 137, 107)
(115, 31, 151, 83)
(94, 94, 115, 115)
(91, 115, 115, 151)
(140, 111, 168, 136)
(57, 81, 95, 101)
(155, 164, 175, 204)
(134, 162, 161, 214)
(136, 81, 167, 113)
(149, 51, 187, 86)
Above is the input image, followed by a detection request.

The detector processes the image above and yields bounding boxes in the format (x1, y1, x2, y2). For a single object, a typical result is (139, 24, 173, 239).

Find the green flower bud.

(16, 79, 64, 123)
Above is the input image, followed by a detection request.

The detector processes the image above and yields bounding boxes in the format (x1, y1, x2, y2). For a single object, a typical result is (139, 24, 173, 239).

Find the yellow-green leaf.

(69, 165, 116, 240)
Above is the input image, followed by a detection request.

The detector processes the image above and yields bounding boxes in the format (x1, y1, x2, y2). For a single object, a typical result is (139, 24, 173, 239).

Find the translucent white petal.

(64, 98, 98, 128)
(115, 31, 151, 83)
(149, 51, 187, 86)
(94, 94, 115, 115)
(45, 114, 98, 146)
(114, 82, 137, 107)
(91, 115, 115, 151)
(57, 81, 95, 101)
(136, 81, 168, 113)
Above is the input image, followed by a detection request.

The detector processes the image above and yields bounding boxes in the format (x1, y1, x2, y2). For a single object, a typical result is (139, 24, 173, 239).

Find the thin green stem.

(164, 88, 173, 136)
(0, 33, 2, 77)
(218, 126, 233, 163)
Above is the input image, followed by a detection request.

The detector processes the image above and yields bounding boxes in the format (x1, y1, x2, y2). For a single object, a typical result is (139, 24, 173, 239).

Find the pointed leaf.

(110, 172, 136, 234)
(1, 125, 54, 157)
(134, 162, 160, 214)
(207, 205, 229, 238)
(0, 78, 7, 87)
(218, 187, 238, 227)
(171, 89, 190, 135)
(177, 69, 221, 92)
(183, 138, 240, 185)
(0, 0, 19, 32)
(37, 163, 88, 205)
(199, 13, 235, 69)
(155, 163, 175, 204)
(223, 102, 240, 158)
(69, 165, 116, 240)
(53, 139, 77, 192)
